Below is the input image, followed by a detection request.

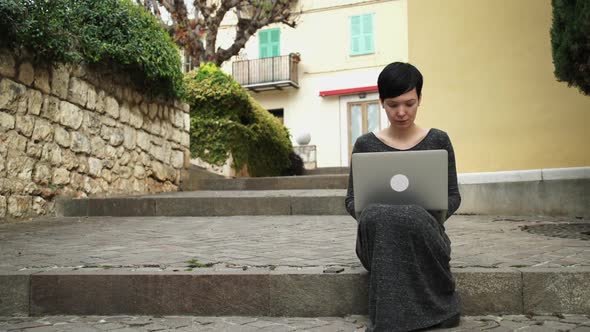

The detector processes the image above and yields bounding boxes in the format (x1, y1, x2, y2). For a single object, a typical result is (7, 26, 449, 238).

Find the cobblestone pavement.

(1, 314, 589, 331)
(0, 215, 588, 272)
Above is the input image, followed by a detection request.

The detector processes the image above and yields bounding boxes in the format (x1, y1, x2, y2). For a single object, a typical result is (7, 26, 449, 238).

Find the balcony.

(232, 55, 299, 92)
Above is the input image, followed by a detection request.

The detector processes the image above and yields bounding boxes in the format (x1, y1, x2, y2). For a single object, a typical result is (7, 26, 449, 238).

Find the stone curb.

(303, 167, 350, 175)
(180, 174, 349, 191)
(180, 167, 590, 191)
(56, 193, 348, 217)
(458, 179, 589, 217)
(2, 268, 589, 316)
(458, 167, 590, 184)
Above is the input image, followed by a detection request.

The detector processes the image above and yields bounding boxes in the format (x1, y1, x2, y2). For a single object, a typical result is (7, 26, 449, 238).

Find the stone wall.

(0, 49, 191, 220)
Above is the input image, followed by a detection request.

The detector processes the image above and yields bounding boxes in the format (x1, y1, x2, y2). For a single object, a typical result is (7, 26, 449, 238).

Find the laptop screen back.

(351, 150, 448, 219)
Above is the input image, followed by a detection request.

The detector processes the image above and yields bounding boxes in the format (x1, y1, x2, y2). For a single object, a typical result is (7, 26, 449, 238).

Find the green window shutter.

(362, 14, 374, 53)
(350, 14, 374, 55)
(270, 29, 280, 57)
(259, 30, 269, 58)
(350, 16, 361, 55)
(259, 28, 280, 58)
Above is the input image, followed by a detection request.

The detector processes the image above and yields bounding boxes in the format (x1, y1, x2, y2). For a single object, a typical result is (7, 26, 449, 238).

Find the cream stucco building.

(210, 0, 588, 173)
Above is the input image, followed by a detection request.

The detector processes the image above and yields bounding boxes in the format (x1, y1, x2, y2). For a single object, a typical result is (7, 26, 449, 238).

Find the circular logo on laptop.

(390, 174, 409, 192)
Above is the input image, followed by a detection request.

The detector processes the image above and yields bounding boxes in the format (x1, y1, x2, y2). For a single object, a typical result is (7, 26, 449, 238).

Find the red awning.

(319, 85, 378, 97)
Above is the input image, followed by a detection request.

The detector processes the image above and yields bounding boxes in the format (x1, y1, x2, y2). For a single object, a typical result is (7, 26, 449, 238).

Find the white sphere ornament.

(295, 132, 311, 145)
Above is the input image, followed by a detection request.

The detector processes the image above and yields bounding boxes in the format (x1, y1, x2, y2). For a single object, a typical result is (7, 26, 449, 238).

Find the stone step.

(5, 314, 590, 331)
(178, 167, 588, 217)
(59, 178, 589, 218)
(185, 164, 227, 180)
(303, 167, 349, 175)
(180, 174, 348, 191)
(3, 267, 589, 316)
(57, 190, 348, 217)
(2, 214, 588, 317)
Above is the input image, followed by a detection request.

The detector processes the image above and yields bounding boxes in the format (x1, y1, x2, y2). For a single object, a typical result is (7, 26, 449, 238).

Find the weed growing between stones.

(185, 258, 214, 271)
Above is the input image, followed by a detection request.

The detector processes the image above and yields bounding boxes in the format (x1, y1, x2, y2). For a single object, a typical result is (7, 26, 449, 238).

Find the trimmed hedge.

(551, 0, 590, 95)
(0, 0, 183, 98)
(185, 63, 294, 177)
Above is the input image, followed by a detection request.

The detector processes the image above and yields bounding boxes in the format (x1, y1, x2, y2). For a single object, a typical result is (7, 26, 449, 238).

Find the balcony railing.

(232, 55, 299, 92)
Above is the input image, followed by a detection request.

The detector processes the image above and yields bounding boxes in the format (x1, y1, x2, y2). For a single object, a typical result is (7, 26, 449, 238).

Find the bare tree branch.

(215, 0, 298, 65)
(140, 0, 299, 68)
(136, 0, 164, 24)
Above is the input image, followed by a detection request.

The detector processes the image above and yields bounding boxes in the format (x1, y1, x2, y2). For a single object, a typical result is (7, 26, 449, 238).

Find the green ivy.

(0, 0, 183, 98)
(189, 116, 252, 169)
(185, 63, 294, 177)
(246, 96, 293, 177)
(185, 63, 253, 123)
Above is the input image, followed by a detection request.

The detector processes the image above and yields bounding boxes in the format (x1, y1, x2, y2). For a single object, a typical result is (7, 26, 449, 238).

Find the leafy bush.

(246, 96, 294, 177)
(286, 152, 304, 176)
(188, 116, 252, 168)
(551, 0, 590, 95)
(185, 63, 294, 177)
(0, 0, 183, 98)
(184, 63, 253, 123)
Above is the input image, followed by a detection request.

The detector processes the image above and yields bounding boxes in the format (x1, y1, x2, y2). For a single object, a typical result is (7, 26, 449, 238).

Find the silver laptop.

(352, 150, 448, 221)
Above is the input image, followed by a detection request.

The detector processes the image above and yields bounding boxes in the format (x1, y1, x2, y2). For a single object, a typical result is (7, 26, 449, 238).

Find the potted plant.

(289, 52, 301, 63)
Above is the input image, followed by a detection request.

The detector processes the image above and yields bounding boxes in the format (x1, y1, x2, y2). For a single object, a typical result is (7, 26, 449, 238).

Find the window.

(350, 14, 374, 56)
(268, 108, 284, 124)
(259, 28, 281, 58)
(181, 49, 196, 73)
(348, 101, 380, 155)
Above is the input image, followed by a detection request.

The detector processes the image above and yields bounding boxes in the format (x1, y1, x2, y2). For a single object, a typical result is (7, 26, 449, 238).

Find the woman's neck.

(387, 124, 420, 139)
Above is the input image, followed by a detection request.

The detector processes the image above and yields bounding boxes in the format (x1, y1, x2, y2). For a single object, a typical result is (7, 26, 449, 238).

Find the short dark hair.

(377, 62, 423, 101)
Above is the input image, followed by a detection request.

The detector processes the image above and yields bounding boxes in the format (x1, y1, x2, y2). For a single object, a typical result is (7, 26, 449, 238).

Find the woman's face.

(381, 88, 421, 129)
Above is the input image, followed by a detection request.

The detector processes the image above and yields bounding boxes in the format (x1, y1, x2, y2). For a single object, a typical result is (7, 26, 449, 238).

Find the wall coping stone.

(458, 166, 589, 184)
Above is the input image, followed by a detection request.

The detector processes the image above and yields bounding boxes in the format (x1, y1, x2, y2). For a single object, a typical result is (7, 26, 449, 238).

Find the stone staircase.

(1, 167, 588, 318)
(59, 165, 350, 217)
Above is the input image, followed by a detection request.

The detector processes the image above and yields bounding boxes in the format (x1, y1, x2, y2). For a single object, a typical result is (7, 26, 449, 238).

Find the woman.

(345, 62, 462, 331)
